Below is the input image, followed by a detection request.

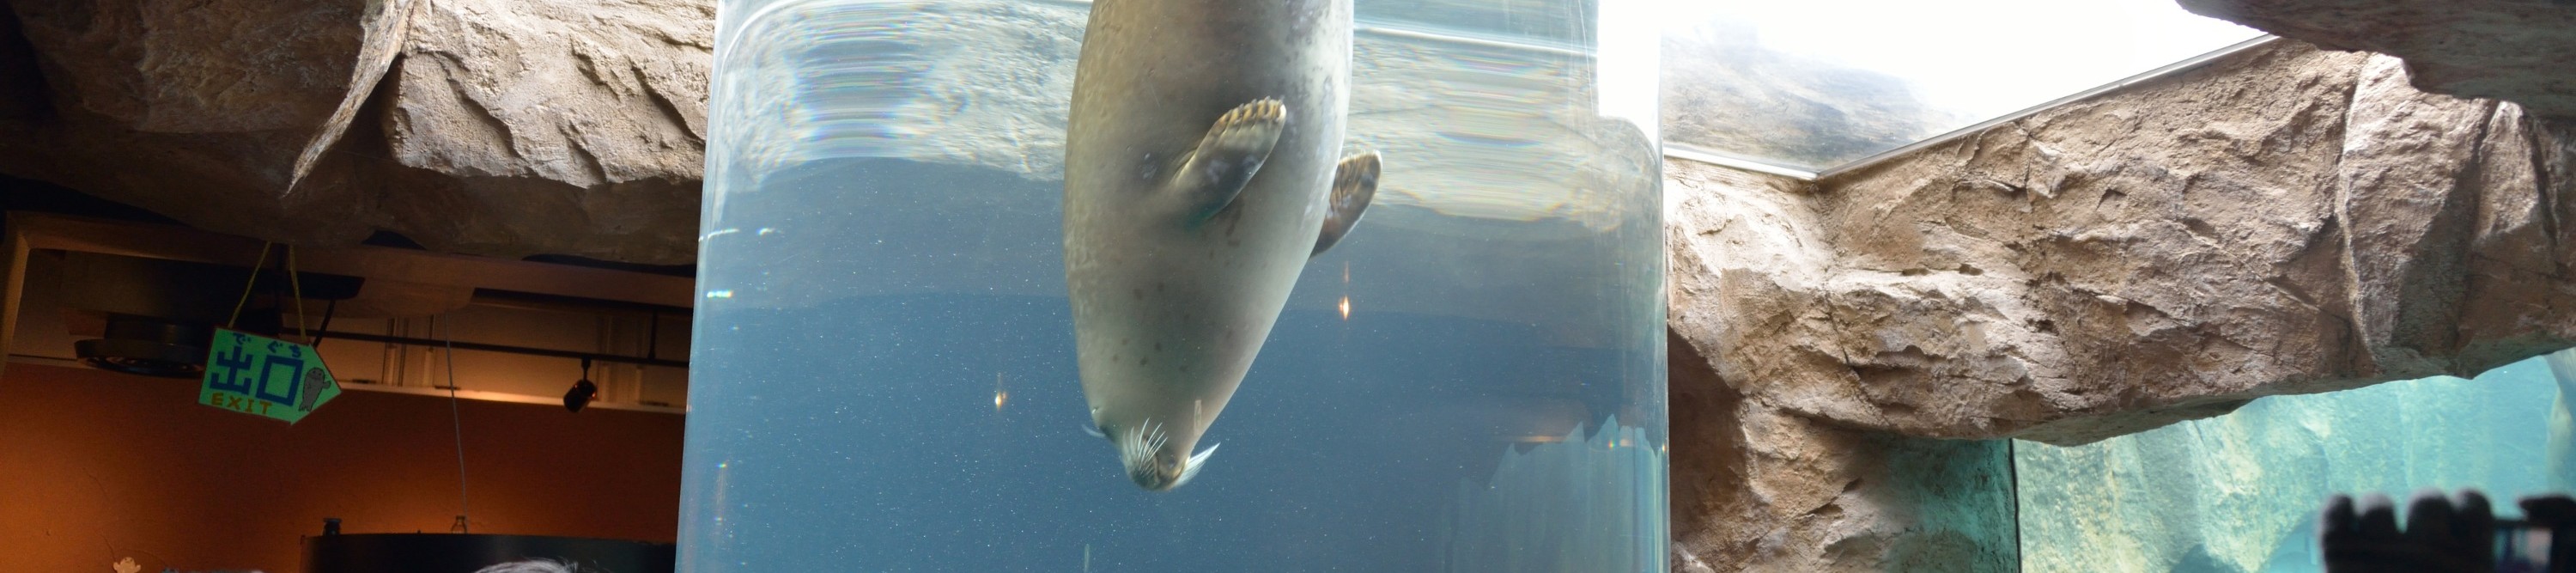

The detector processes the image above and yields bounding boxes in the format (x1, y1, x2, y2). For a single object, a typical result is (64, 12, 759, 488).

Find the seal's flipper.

(1311, 151, 1379, 256)
(1168, 98, 1288, 221)
(1173, 442, 1219, 489)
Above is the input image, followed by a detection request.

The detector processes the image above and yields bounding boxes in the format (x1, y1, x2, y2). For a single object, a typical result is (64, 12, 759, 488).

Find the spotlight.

(564, 358, 598, 412)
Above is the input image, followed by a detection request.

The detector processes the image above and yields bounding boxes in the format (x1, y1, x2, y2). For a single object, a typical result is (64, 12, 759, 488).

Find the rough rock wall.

(0, 0, 709, 263)
(2178, 0, 2576, 119)
(1668, 40, 2576, 446)
(1668, 332, 2016, 573)
(1668, 40, 2576, 569)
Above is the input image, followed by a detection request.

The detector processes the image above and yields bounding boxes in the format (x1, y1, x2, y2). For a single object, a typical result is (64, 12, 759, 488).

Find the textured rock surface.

(388, 0, 709, 188)
(3, 0, 394, 245)
(2178, 0, 2576, 119)
(1669, 332, 2016, 573)
(0, 0, 709, 263)
(9, 0, 370, 134)
(1668, 39, 2576, 570)
(1668, 41, 2576, 447)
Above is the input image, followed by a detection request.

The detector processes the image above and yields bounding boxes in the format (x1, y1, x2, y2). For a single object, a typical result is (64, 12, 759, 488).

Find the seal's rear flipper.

(1311, 151, 1379, 256)
(1169, 98, 1287, 221)
(1172, 442, 1220, 489)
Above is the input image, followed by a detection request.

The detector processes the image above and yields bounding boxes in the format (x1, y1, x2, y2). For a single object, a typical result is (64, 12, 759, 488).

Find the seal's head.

(1112, 420, 1219, 491)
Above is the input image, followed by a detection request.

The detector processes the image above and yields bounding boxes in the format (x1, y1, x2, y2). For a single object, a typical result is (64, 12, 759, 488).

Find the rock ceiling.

(0, 0, 711, 264)
(2180, 0, 2576, 117)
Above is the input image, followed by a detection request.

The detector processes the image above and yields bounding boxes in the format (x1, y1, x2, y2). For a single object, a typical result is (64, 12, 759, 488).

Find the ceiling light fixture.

(563, 358, 598, 413)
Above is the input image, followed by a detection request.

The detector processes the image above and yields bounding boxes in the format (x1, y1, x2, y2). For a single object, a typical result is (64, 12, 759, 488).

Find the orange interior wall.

(0, 363, 683, 572)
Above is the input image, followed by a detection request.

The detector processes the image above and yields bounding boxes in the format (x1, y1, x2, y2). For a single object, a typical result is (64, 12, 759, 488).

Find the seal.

(1062, 0, 1379, 491)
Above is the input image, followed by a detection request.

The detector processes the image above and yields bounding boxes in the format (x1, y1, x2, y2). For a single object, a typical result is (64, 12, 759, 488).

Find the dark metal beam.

(312, 329, 689, 369)
(4, 212, 696, 309)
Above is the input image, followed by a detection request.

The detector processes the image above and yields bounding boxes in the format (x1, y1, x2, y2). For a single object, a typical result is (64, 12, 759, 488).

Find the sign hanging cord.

(436, 314, 471, 533)
(284, 245, 307, 341)
(222, 241, 276, 330)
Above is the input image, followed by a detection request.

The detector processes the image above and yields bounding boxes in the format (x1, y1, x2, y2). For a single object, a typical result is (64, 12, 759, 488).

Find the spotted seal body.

(1063, 0, 1378, 491)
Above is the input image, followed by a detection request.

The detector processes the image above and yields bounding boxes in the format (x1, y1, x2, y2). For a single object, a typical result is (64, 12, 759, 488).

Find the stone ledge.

(2180, 0, 2576, 119)
(1668, 40, 2576, 447)
(1668, 39, 2576, 571)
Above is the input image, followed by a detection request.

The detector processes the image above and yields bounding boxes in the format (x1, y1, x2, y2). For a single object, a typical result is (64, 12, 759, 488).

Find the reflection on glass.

(685, 0, 1667, 570)
(2014, 350, 2576, 573)
(1660, 0, 2263, 170)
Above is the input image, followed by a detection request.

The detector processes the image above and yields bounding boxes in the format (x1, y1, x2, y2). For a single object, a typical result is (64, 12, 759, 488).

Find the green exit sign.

(199, 328, 341, 424)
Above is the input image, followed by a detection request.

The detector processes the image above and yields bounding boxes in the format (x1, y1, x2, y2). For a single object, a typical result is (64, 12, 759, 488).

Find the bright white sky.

(1657, 0, 2263, 120)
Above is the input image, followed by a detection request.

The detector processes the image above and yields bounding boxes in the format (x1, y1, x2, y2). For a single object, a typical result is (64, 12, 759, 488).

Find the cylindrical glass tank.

(683, 0, 1666, 570)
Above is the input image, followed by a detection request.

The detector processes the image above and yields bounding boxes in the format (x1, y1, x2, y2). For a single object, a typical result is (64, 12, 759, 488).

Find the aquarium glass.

(682, 0, 1669, 571)
(1661, 0, 2263, 171)
(2014, 350, 2576, 573)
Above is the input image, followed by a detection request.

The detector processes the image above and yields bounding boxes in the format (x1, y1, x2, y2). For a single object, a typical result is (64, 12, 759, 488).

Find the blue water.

(2014, 352, 2576, 573)
(683, 0, 1668, 569)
